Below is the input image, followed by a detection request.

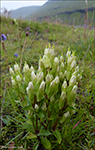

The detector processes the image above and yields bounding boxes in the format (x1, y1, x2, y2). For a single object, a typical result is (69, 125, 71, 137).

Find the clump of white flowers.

(9, 45, 82, 147)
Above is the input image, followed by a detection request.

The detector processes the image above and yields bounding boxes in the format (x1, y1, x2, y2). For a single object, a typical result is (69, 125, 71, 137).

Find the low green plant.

(8, 45, 82, 149)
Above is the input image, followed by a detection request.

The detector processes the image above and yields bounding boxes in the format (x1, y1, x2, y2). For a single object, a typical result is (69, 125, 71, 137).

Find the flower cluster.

(9, 46, 82, 140)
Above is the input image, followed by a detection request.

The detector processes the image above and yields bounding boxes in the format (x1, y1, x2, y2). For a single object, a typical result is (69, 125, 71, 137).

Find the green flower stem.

(52, 99, 68, 130)
(36, 115, 39, 134)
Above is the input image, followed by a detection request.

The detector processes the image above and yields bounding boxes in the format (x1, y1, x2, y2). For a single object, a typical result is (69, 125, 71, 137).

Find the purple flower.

(26, 26, 30, 31)
(1, 34, 7, 41)
(14, 53, 18, 57)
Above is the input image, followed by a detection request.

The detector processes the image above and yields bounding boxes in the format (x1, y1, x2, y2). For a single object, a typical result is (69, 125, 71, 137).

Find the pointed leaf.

(52, 129, 62, 144)
(41, 137, 51, 149)
(33, 141, 39, 150)
(37, 130, 51, 136)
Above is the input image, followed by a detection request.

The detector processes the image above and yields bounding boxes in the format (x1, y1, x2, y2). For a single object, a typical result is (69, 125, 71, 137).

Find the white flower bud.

(50, 95, 55, 103)
(62, 81, 67, 89)
(37, 72, 44, 82)
(46, 74, 53, 83)
(71, 60, 76, 69)
(16, 75, 21, 82)
(72, 85, 77, 94)
(67, 56, 73, 64)
(34, 104, 39, 110)
(11, 79, 16, 86)
(26, 81, 34, 93)
(9, 67, 14, 75)
(69, 75, 76, 86)
(30, 66, 34, 72)
(74, 66, 79, 73)
(77, 73, 82, 80)
(64, 111, 70, 118)
(44, 48, 49, 55)
(57, 66, 60, 72)
(64, 70, 67, 76)
(39, 59, 44, 68)
(59, 72, 64, 80)
(28, 81, 34, 89)
(54, 57, 59, 66)
(60, 91, 66, 100)
(66, 51, 71, 58)
(31, 71, 36, 80)
(54, 76, 59, 84)
(61, 62, 64, 68)
(14, 64, 20, 72)
(60, 56, 64, 63)
(39, 81, 45, 91)
(23, 64, 29, 73)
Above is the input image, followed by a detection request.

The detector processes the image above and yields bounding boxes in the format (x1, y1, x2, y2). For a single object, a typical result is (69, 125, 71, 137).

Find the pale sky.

(1, 1, 48, 11)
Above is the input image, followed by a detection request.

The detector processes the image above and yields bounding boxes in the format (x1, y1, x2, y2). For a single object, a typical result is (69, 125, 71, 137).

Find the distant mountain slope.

(25, 0, 95, 26)
(10, 6, 40, 19)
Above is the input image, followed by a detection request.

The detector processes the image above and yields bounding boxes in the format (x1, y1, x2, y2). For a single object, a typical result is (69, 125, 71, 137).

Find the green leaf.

(37, 130, 51, 136)
(22, 123, 34, 133)
(33, 141, 39, 150)
(52, 129, 62, 144)
(41, 137, 51, 150)
(23, 105, 33, 110)
(26, 132, 37, 139)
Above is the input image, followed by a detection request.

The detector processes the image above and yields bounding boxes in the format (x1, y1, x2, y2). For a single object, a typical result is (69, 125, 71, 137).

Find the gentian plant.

(9, 46, 82, 149)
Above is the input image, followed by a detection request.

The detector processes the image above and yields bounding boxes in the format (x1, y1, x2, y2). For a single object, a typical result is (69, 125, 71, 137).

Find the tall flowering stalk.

(9, 46, 82, 149)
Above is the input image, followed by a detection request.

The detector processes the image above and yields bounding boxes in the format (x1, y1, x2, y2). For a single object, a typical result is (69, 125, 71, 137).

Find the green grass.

(0, 16, 95, 149)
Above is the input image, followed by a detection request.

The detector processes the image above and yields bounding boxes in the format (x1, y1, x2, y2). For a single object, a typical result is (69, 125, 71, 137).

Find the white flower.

(31, 71, 36, 80)
(14, 64, 20, 72)
(34, 104, 39, 110)
(67, 56, 73, 64)
(46, 74, 53, 83)
(66, 51, 71, 58)
(61, 62, 64, 68)
(23, 64, 29, 73)
(64, 111, 70, 118)
(37, 72, 44, 82)
(26, 81, 34, 93)
(69, 75, 76, 86)
(28, 82, 34, 89)
(16, 75, 21, 82)
(71, 60, 76, 69)
(54, 57, 59, 66)
(54, 76, 59, 84)
(57, 66, 60, 72)
(74, 66, 79, 73)
(44, 48, 49, 55)
(30, 66, 34, 72)
(64, 70, 67, 76)
(60, 56, 64, 63)
(11, 79, 16, 86)
(62, 81, 67, 89)
(39, 81, 45, 91)
(39, 59, 44, 69)
(9, 67, 14, 75)
(72, 85, 77, 94)
(60, 91, 66, 100)
(77, 73, 82, 80)
(59, 72, 64, 80)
